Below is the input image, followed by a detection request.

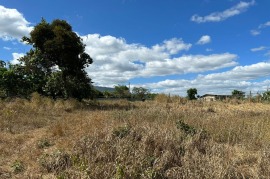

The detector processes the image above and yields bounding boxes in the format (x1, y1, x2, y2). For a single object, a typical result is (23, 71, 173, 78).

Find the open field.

(1, 94, 270, 178)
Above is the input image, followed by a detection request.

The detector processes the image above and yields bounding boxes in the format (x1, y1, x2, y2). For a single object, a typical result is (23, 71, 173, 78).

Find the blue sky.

(0, 0, 270, 96)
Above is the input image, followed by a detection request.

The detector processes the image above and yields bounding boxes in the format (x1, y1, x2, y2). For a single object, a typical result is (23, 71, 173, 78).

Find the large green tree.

(232, 90, 245, 99)
(132, 87, 149, 100)
(0, 61, 30, 97)
(187, 88, 197, 100)
(114, 85, 130, 98)
(0, 60, 5, 68)
(0, 60, 7, 97)
(262, 91, 270, 101)
(19, 19, 94, 100)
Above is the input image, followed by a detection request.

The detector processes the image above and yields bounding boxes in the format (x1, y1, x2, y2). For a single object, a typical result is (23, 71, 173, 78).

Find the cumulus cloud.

(81, 33, 238, 86)
(142, 78, 270, 96)
(199, 62, 270, 81)
(82, 34, 191, 63)
(250, 46, 267, 52)
(197, 35, 211, 45)
(138, 62, 270, 95)
(81, 34, 190, 86)
(152, 38, 192, 55)
(142, 53, 237, 76)
(10, 53, 24, 65)
(0, 5, 33, 41)
(191, 0, 255, 23)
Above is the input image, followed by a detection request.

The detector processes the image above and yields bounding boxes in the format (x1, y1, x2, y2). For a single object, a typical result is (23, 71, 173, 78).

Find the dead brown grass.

(1, 94, 270, 178)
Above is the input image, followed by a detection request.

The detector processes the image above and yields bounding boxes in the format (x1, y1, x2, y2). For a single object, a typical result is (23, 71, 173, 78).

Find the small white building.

(200, 94, 231, 101)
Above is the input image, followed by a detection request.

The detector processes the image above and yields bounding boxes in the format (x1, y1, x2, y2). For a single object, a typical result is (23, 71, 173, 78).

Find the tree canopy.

(0, 60, 5, 68)
(0, 19, 94, 100)
(232, 90, 245, 99)
(132, 87, 149, 100)
(22, 19, 92, 76)
(262, 91, 270, 101)
(114, 85, 130, 98)
(187, 88, 197, 100)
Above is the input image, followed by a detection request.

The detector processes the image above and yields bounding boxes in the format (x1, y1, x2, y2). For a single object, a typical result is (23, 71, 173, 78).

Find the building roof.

(201, 94, 231, 98)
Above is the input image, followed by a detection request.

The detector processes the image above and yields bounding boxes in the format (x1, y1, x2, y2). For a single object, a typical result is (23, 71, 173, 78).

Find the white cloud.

(259, 21, 270, 29)
(250, 46, 267, 52)
(206, 48, 213, 52)
(197, 35, 211, 45)
(191, 0, 255, 23)
(82, 34, 192, 86)
(142, 53, 237, 76)
(0, 5, 33, 41)
(138, 62, 270, 95)
(3, 47, 11, 50)
(142, 78, 270, 96)
(250, 30, 260, 36)
(82, 34, 191, 63)
(152, 38, 192, 55)
(199, 62, 270, 81)
(251, 20, 270, 36)
(265, 51, 270, 57)
(81, 33, 238, 86)
(10, 53, 24, 65)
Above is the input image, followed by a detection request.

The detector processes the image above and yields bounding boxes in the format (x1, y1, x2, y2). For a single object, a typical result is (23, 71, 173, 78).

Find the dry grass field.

(1, 93, 270, 178)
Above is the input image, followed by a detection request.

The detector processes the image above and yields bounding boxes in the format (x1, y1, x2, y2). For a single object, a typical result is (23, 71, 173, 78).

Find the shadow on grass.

(82, 99, 137, 111)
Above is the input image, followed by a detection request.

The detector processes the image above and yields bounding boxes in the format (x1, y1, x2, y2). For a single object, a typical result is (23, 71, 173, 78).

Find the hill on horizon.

(94, 86, 115, 92)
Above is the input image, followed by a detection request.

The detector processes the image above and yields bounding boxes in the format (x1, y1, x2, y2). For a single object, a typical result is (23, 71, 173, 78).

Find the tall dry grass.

(0, 94, 270, 178)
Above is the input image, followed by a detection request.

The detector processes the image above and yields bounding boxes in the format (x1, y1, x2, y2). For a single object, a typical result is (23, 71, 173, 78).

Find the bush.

(39, 150, 72, 173)
(11, 160, 24, 173)
(37, 138, 52, 149)
(176, 119, 197, 136)
(112, 125, 131, 139)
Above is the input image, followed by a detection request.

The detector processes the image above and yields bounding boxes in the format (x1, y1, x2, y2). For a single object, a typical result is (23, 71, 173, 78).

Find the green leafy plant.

(115, 163, 125, 179)
(143, 167, 157, 178)
(37, 138, 52, 149)
(11, 160, 24, 173)
(176, 120, 197, 136)
(71, 155, 88, 172)
(113, 125, 131, 138)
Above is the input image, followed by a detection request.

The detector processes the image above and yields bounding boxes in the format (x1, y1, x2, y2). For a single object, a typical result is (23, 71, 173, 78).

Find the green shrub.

(37, 138, 52, 149)
(112, 125, 131, 139)
(176, 120, 197, 136)
(11, 160, 24, 173)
